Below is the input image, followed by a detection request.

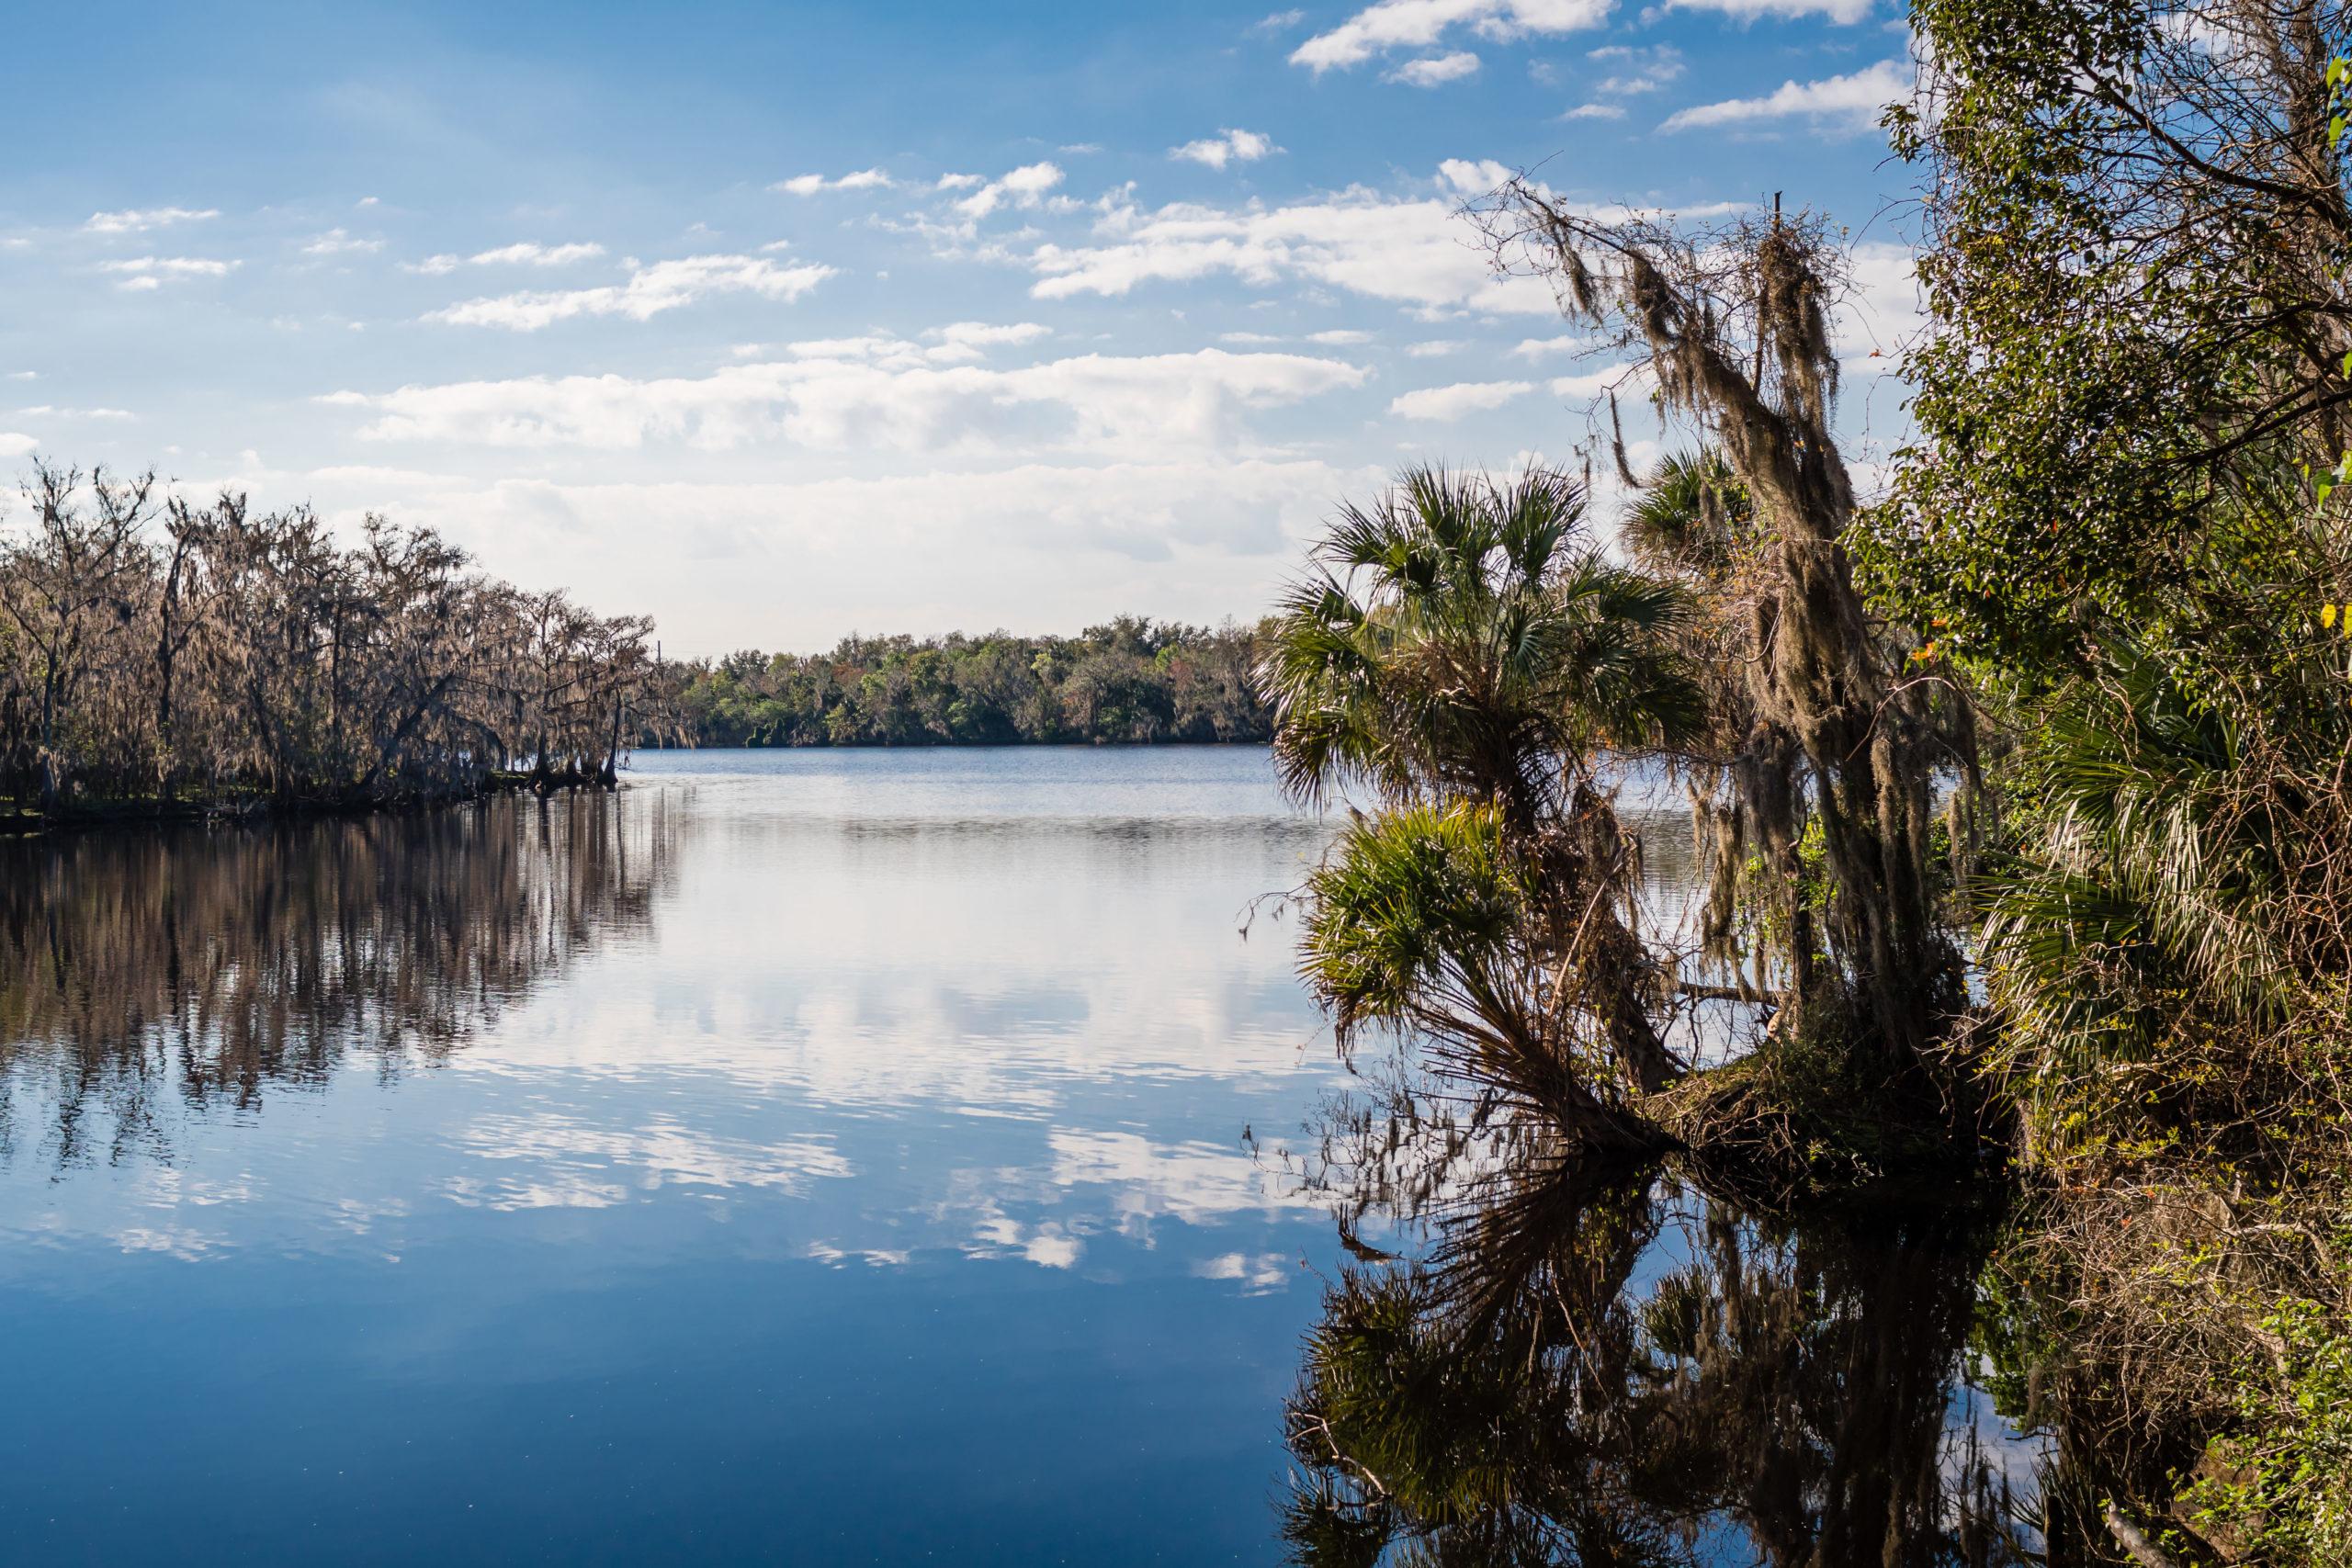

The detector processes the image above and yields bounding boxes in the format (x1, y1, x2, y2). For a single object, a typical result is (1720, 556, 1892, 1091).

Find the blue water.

(0, 747, 2050, 1564)
(0, 748, 1350, 1565)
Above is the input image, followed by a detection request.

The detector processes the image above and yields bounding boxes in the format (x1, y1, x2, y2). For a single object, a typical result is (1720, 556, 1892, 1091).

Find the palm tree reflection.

(1283, 1149, 2041, 1566)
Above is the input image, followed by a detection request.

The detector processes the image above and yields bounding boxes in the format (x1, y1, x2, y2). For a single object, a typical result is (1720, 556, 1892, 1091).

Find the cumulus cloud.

(301, 229, 382, 257)
(1837, 241, 1925, 362)
(772, 168, 896, 196)
(1562, 101, 1626, 119)
(1292, 0, 1614, 72)
(922, 320, 1053, 362)
(99, 256, 239, 291)
(1588, 42, 1684, 94)
(954, 161, 1068, 220)
(0, 434, 38, 458)
(1386, 50, 1482, 85)
(1437, 157, 1517, 196)
(1170, 129, 1281, 168)
(84, 207, 218, 234)
(1027, 183, 1564, 315)
(469, 241, 607, 266)
(1667, 0, 1876, 19)
(1510, 333, 1601, 358)
(1548, 363, 1647, 399)
(1660, 59, 1909, 131)
(1389, 379, 1536, 419)
(423, 254, 835, 330)
(322, 346, 1368, 456)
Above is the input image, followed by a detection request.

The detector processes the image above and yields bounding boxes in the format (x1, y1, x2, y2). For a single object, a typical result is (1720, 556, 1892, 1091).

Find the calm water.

(0, 748, 2046, 1564)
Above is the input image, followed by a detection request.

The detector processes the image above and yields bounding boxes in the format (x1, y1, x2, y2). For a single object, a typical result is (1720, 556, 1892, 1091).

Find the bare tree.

(0, 462, 158, 809)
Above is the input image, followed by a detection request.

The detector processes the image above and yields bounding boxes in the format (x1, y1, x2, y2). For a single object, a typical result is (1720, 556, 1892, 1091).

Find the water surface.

(0, 748, 2049, 1564)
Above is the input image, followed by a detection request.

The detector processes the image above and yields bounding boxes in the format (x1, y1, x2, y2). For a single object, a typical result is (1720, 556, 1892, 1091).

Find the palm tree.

(1261, 467, 1703, 1124)
(1620, 448, 1748, 581)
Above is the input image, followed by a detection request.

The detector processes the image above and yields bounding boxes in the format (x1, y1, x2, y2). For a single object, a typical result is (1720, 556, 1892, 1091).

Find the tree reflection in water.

(0, 793, 670, 1168)
(1283, 1139, 2044, 1566)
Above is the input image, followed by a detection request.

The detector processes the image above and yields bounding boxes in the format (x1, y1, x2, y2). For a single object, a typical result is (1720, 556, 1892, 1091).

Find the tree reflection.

(1283, 1149, 2041, 1566)
(0, 793, 670, 1168)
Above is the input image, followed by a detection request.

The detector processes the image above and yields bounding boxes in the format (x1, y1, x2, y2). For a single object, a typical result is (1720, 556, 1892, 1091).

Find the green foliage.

(1300, 804, 1528, 1047)
(1866, 0, 2352, 689)
(650, 615, 1268, 748)
(1619, 449, 1750, 579)
(2189, 1294, 2352, 1564)
(1258, 466, 1702, 821)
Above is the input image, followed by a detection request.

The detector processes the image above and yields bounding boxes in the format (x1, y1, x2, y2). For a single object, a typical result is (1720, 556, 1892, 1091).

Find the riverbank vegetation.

(644, 616, 1269, 748)
(0, 463, 653, 821)
(1265, 0, 2352, 1558)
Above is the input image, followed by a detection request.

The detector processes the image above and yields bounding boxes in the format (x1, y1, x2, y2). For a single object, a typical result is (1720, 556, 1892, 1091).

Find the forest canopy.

(645, 615, 1271, 749)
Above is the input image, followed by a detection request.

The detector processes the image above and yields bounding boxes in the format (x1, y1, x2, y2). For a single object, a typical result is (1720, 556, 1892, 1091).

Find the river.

(0, 748, 2049, 1564)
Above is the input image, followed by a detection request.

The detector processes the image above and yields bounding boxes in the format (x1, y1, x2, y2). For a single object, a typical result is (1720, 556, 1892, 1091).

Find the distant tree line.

(642, 615, 1272, 748)
(0, 461, 652, 818)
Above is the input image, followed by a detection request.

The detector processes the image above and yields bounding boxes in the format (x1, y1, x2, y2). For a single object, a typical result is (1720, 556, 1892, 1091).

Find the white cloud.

(323, 346, 1368, 456)
(922, 320, 1053, 362)
(1510, 333, 1600, 358)
(772, 168, 896, 196)
(1660, 59, 1909, 131)
(0, 434, 38, 458)
(98, 255, 239, 289)
(1437, 157, 1516, 196)
(1407, 339, 1464, 356)
(1548, 363, 1645, 399)
(1306, 328, 1373, 344)
(1389, 379, 1535, 419)
(1588, 41, 1684, 94)
(301, 228, 382, 257)
(84, 207, 218, 234)
(1837, 241, 1924, 361)
(424, 254, 836, 330)
(955, 161, 1068, 220)
(1292, 0, 1613, 72)
(1028, 183, 1561, 315)
(469, 241, 607, 266)
(1170, 128, 1281, 169)
(1386, 50, 1482, 85)
(935, 173, 986, 191)
(1667, 0, 1875, 19)
(1253, 7, 1307, 29)
(1562, 101, 1626, 119)
(405, 254, 461, 276)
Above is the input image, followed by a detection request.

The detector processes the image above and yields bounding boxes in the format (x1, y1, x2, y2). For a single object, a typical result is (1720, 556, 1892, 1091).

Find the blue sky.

(4, 0, 1920, 653)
